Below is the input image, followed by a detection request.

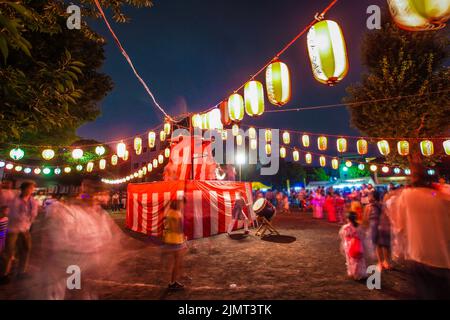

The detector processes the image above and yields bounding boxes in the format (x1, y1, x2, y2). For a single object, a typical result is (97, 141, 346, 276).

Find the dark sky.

(77, 0, 386, 142)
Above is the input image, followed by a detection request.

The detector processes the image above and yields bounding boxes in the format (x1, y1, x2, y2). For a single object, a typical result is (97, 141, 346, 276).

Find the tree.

(0, 0, 153, 145)
(344, 10, 450, 184)
(310, 168, 330, 182)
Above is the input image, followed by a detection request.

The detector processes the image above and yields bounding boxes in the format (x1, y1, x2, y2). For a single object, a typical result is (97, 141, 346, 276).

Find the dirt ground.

(0, 211, 417, 300)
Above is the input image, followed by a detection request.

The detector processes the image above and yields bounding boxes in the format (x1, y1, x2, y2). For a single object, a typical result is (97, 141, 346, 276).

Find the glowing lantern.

(377, 140, 391, 156)
(117, 142, 126, 158)
(357, 139, 368, 155)
(358, 164, 365, 171)
(54, 168, 61, 175)
(201, 113, 209, 130)
(394, 168, 401, 174)
(332, 158, 339, 170)
(123, 150, 129, 161)
(345, 160, 353, 168)
(208, 109, 223, 130)
(236, 135, 243, 146)
(134, 137, 143, 155)
(99, 159, 106, 170)
(232, 124, 240, 137)
(302, 135, 310, 148)
(319, 156, 326, 167)
(95, 146, 106, 156)
(265, 144, 272, 155)
(42, 149, 55, 160)
(370, 165, 378, 172)
(10, 148, 24, 160)
(138, 170, 143, 178)
(0, 162, 4, 168)
(317, 136, 328, 151)
(147, 132, 155, 148)
(221, 130, 228, 140)
(153, 159, 158, 168)
(34, 168, 41, 175)
(280, 147, 287, 159)
(192, 114, 202, 129)
(337, 138, 347, 153)
(266, 60, 291, 106)
(5, 163, 13, 170)
(427, 169, 436, 176)
(305, 153, 312, 164)
(420, 140, 434, 157)
(249, 127, 257, 140)
(405, 169, 411, 175)
(72, 148, 83, 160)
(387, 0, 450, 31)
(307, 20, 348, 85)
(293, 150, 300, 162)
(24, 168, 31, 174)
(87, 162, 94, 173)
(244, 80, 265, 117)
(382, 166, 390, 173)
(282, 131, 291, 145)
(265, 129, 272, 143)
(160, 131, 166, 142)
(111, 155, 118, 166)
(147, 163, 153, 172)
(397, 141, 410, 156)
(43, 168, 51, 175)
(15, 165, 22, 172)
(164, 122, 171, 135)
(134, 172, 139, 178)
(64, 167, 71, 174)
(250, 139, 257, 150)
(76, 165, 83, 171)
(219, 101, 231, 126)
(165, 148, 171, 158)
(228, 93, 245, 122)
(443, 140, 450, 155)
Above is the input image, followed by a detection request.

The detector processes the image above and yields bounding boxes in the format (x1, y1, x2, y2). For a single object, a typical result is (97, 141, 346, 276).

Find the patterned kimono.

(339, 223, 367, 280)
(312, 193, 324, 219)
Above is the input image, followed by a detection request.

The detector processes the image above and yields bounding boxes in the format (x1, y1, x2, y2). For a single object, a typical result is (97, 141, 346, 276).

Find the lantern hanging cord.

(201, 0, 339, 113)
(93, 0, 173, 121)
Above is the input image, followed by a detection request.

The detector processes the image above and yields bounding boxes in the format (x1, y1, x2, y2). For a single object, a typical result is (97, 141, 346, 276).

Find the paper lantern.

(265, 144, 272, 155)
(420, 140, 434, 157)
(282, 131, 291, 145)
(405, 168, 411, 175)
(345, 160, 353, 168)
(54, 168, 61, 175)
(302, 135, 310, 148)
(221, 130, 228, 141)
(148, 132, 156, 148)
(86, 162, 94, 173)
(387, 0, 450, 31)
(265, 129, 272, 143)
(208, 109, 223, 130)
(332, 158, 339, 170)
(357, 139, 368, 155)
(377, 140, 391, 156)
(305, 153, 312, 164)
(337, 138, 347, 153)
(382, 166, 390, 173)
(153, 159, 158, 168)
(117, 142, 126, 158)
(165, 148, 171, 158)
(24, 168, 32, 174)
(76, 165, 83, 171)
(293, 150, 300, 162)
(370, 165, 378, 172)
(443, 140, 450, 155)
(99, 159, 106, 170)
(138, 170, 143, 179)
(5, 163, 13, 170)
(72, 148, 83, 160)
(15, 165, 22, 172)
(266, 60, 291, 106)
(133, 172, 139, 178)
(164, 122, 171, 135)
(244, 80, 265, 117)
(0, 161, 5, 168)
(319, 156, 326, 167)
(250, 139, 257, 150)
(42, 149, 55, 160)
(427, 169, 436, 176)
(134, 137, 143, 155)
(111, 155, 118, 166)
(249, 127, 257, 140)
(358, 164, 365, 171)
(160, 130, 166, 142)
(191, 114, 202, 129)
(397, 140, 410, 156)
(43, 168, 51, 175)
(219, 101, 231, 126)
(228, 93, 244, 122)
(280, 147, 287, 158)
(64, 167, 72, 173)
(147, 163, 153, 172)
(10, 147, 24, 160)
(232, 124, 240, 137)
(307, 20, 348, 85)
(95, 146, 106, 156)
(394, 168, 401, 174)
(236, 134, 243, 146)
(34, 168, 41, 175)
(317, 136, 328, 151)
(123, 150, 129, 161)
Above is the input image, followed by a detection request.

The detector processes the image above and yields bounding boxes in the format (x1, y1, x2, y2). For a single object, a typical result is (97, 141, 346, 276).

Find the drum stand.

(255, 216, 279, 237)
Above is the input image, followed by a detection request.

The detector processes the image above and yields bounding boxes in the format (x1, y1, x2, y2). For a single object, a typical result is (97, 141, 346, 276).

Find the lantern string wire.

(93, 0, 173, 121)
(201, 0, 340, 114)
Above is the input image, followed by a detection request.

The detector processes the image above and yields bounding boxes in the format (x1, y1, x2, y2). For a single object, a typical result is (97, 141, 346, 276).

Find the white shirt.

(386, 188, 450, 269)
(8, 195, 38, 233)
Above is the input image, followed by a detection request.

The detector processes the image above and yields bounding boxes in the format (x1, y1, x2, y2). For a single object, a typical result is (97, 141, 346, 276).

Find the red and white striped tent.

(126, 181, 255, 239)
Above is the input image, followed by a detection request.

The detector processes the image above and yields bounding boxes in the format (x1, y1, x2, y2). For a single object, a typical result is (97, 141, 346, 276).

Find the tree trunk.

(408, 146, 426, 187)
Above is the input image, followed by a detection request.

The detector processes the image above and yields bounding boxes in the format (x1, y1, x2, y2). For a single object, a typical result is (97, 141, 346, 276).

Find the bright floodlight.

(236, 153, 246, 165)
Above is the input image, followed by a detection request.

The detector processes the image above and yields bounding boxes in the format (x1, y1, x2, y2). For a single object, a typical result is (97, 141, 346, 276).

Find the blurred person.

(386, 175, 450, 299)
(0, 206, 9, 253)
(0, 181, 38, 284)
(227, 192, 250, 235)
(312, 190, 324, 219)
(325, 192, 337, 222)
(339, 212, 367, 281)
(363, 191, 382, 266)
(334, 191, 345, 224)
(162, 199, 187, 290)
(0, 180, 16, 207)
(282, 194, 290, 214)
(111, 192, 120, 212)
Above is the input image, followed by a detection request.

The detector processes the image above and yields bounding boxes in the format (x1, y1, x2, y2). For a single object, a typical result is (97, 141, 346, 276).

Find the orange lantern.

(219, 101, 231, 126)
(377, 140, 390, 156)
(420, 140, 434, 157)
(397, 141, 410, 156)
(317, 136, 328, 151)
(357, 139, 368, 155)
(337, 138, 347, 153)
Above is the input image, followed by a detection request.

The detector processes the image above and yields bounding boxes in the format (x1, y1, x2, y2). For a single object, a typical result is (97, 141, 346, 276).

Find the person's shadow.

(228, 233, 250, 240)
(261, 235, 296, 244)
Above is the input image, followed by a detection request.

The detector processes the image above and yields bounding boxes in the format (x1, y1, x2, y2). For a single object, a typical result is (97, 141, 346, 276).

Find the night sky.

(77, 0, 386, 142)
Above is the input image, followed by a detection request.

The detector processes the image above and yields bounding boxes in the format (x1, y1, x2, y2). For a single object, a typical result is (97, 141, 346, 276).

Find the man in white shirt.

(0, 181, 38, 284)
